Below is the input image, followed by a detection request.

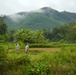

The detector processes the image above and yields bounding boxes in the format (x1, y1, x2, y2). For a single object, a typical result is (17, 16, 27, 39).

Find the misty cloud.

(0, 0, 76, 15)
(9, 14, 24, 22)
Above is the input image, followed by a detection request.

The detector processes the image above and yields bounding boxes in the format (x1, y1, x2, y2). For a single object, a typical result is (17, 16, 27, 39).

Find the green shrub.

(0, 45, 7, 74)
(15, 55, 30, 66)
(29, 62, 50, 75)
(0, 45, 7, 59)
(29, 44, 54, 48)
(7, 53, 30, 75)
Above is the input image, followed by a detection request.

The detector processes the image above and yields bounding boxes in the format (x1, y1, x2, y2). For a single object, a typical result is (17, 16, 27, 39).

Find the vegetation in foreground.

(0, 45, 76, 75)
(0, 15, 76, 75)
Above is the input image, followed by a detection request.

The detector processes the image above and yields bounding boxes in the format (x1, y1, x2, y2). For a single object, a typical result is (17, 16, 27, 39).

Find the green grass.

(0, 43, 76, 75)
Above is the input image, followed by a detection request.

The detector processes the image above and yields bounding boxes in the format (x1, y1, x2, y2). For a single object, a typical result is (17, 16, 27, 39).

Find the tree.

(66, 24, 76, 43)
(0, 16, 7, 35)
(0, 16, 8, 42)
(14, 29, 48, 44)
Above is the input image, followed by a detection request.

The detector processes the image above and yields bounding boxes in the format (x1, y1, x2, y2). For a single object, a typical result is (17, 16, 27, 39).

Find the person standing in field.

(25, 43, 29, 53)
(16, 43, 20, 53)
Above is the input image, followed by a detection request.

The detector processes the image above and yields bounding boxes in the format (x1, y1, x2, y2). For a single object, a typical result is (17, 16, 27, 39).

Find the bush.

(29, 44, 53, 48)
(0, 45, 7, 74)
(29, 62, 50, 75)
(7, 54, 30, 75)
(0, 45, 7, 58)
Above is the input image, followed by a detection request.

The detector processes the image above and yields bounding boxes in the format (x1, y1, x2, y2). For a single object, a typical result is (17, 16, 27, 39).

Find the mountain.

(4, 7, 76, 31)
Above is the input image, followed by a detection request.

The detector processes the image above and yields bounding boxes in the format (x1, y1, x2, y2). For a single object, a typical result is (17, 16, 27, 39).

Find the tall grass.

(0, 44, 76, 75)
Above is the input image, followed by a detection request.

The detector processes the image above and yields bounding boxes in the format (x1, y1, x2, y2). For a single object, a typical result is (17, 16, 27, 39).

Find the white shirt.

(25, 45, 29, 51)
(16, 44, 20, 50)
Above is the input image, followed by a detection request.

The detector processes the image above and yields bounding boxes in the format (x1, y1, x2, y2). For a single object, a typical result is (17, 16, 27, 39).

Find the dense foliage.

(0, 46, 7, 74)
(1, 17, 76, 44)
(0, 45, 76, 75)
(0, 16, 7, 35)
(43, 22, 76, 43)
(0, 16, 9, 42)
(14, 29, 48, 44)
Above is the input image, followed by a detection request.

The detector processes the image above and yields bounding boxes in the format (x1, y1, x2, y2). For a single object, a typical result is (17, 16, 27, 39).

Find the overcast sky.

(0, 0, 76, 15)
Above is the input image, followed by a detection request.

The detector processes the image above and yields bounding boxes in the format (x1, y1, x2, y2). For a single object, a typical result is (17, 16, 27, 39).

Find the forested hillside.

(4, 7, 76, 31)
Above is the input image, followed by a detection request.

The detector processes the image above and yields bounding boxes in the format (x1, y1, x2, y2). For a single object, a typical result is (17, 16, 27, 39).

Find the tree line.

(0, 16, 76, 43)
(43, 22, 76, 43)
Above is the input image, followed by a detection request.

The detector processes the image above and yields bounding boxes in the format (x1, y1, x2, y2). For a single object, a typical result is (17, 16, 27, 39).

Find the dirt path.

(8, 48, 61, 53)
(30, 48, 60, 51)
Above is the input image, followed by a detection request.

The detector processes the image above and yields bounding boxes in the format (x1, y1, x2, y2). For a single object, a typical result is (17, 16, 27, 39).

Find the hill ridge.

(4, 7, 76, 31)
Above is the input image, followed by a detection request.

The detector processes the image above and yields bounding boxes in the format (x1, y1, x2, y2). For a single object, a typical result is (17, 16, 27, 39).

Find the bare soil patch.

(30, 48, 60, 51)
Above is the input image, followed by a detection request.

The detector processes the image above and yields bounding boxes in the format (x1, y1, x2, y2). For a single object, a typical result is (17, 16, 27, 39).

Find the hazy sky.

(0, 0, 76, 15)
